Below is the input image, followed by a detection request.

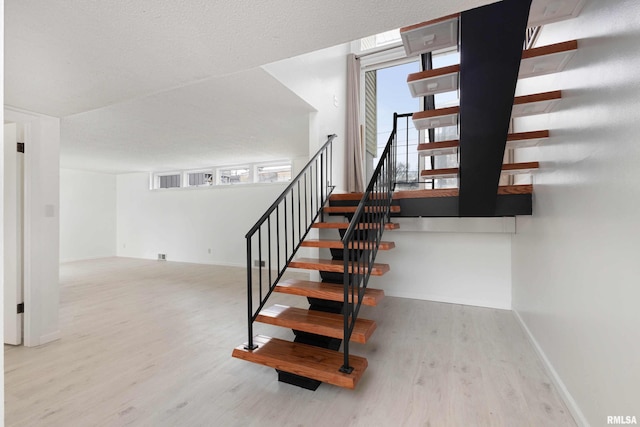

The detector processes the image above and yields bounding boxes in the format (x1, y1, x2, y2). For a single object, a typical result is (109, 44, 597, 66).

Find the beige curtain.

(346, 53, 365, 193)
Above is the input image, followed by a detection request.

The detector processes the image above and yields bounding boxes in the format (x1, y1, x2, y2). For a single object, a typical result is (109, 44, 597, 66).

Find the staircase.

(233, 131, 399, 390)
(399, 0, 580, 216)
(233, 0, 584, 391)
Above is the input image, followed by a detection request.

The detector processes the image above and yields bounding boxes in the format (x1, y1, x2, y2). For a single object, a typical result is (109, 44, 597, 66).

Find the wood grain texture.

(329, 193, 364, 201)
(521, 40, 578, 60)
(417, 139, 460, 152)
(392, 184, 533, 199)
(289, 258, 390, 276)
(514, 91, 562, 105)
(323, 205, 400, 214)
(4, 258, 577, 426)
(231, 335, 367, 389)
(407, 64, 460, 82)
(420, 167, 459, 177)
(502, 162, 540, 171)
(300, 239, 395, 250)
(413, 106, 460, 120)
(312, 222, 400, 230)
(274, 279, 385, 306)
(256, 305, 376, 344)
(507, 130, 550, 141)
(399, 13, 460, 33)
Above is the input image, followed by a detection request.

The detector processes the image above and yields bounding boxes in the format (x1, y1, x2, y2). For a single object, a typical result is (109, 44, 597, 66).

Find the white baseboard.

(25, 330, 61, 347)
(513, 310, 590, 427)
(382, 289, 511, 310)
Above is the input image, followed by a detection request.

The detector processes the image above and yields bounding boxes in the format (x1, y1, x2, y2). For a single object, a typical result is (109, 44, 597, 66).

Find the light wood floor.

(5, 257, 576, 426)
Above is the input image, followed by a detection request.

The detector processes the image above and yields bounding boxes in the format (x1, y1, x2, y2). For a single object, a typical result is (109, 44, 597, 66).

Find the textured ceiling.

(5, 0, 498, 173)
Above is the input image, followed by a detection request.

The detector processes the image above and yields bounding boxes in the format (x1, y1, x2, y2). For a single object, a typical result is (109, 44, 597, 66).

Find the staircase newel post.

(245, 236, 257, 350)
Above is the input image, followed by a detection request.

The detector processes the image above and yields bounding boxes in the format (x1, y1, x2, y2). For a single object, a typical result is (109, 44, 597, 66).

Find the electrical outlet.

(158, 253, 166, 260)
(254, 260, 265, 267)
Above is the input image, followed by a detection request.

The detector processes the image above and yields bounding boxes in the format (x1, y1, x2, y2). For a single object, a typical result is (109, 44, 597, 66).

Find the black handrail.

(244, 134, 336, 350)
(339, 115, 398, 373)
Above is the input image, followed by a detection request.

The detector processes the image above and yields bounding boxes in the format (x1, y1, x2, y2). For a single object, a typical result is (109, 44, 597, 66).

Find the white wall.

(117, 173, 293, 266)
(511, 1, 640, 425)
(370, 218, 513, 309)
(5, 107, 61, 347)
(60, 169, 116, 262)
(263, 43, 350, 192)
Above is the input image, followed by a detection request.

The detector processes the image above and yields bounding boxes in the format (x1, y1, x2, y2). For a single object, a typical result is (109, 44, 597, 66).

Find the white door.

(4, 123, 24, 345)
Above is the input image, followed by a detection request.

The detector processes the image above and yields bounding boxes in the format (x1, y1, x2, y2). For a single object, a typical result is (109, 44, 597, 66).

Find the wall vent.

(158, 253, 167, 260)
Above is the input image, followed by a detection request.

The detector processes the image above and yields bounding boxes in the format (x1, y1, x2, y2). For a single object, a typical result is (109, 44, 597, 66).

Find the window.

(187, 171, 213, 187)
(157, 173, 181, 189)
(256, 163, 292, 183)
(218, 166, 251, 185)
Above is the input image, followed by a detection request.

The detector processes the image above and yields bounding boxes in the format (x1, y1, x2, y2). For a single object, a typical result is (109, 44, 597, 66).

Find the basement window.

(187, 171, 214, 187)
(218, 166, 251, 185)
(255, 163, 292, 183)
(156, 173, 181, 189)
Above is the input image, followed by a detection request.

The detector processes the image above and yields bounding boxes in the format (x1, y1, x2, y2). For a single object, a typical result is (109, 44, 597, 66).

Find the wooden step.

(416, 130, 550, 156)
(256, 305, 376, 344)
(520, 40, 578, 78)
(501, 161, 540, 174)
(421, 163, 539, 178)
(289, 258, 390, 276)
(407, 64, 460, 98)
(232, 335, 367, 389)
(512, 90, 562, 117)
(417, 139, 459, 156)
(300, 239, 395, 250)
(312, 222, 400, 230)
(400, 13, 460, 56)
(393, 184, 533, 199)
(323, 205, 401, 214)
(275, 279, 385, 306)
(412, 106, 459, 130)
(329, 193, 365, 202)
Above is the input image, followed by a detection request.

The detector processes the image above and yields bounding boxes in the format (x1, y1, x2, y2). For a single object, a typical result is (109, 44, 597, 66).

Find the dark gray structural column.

(458, 0, 532, 216)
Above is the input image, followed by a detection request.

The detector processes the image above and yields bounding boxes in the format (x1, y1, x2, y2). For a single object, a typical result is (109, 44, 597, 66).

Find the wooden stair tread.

(400, 14, 460, 56)
(399, 13, 460, 34)
(312, 222, 400, 230)
(513, 90, 562, 105)
(421, 163, 539, 177)
(289, 258, 390, 276)
(417, 130, 550, 155)
(392, 184, 533, 199)
(329, 193, 365, 201)
(256, 305, 376, 344)
(412, 106, 460, 120)
(522, 40, 578, 60)
(232, 335, 367, 389)
(323, 205, 401, 214)
(300, 239, 395, 250)
(275, 279, 385, 306)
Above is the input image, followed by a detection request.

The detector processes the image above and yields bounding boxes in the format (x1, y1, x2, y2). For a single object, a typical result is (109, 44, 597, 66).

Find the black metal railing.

(339, 116, 398, 373)
(244, 134, 337, 350)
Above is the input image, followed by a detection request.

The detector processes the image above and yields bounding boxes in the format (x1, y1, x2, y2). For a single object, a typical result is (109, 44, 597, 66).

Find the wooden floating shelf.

(232, 335, 368, 390)
(400, 13, 460, 56)
(275, 279, 385, 306)
(412, 106, 459, 130)
(407, 64, 460, 98)
(256, 305, 376, 344)
(520, 40, 578, 79)
(512, 91, 562, 117)
(528, 0, 586, 27)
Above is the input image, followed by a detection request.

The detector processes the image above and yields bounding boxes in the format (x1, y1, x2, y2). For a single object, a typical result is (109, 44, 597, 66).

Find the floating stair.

(407, 64, 460, 98)
(420, 162, 539, 179)
(256, 304, 376, 343)
(289, 258, 390, 276)
(520, 40, 578, 78)
(232, 335, 368, 389)
(323, 205, 401, 214)
(392, 184, 534, 199)
(312, 222, 400, 230)
(300, 239, 395, 250)
(416, 130, 550, 156)
(400, 13, 460, 56)
(275, 279, 385, 306)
